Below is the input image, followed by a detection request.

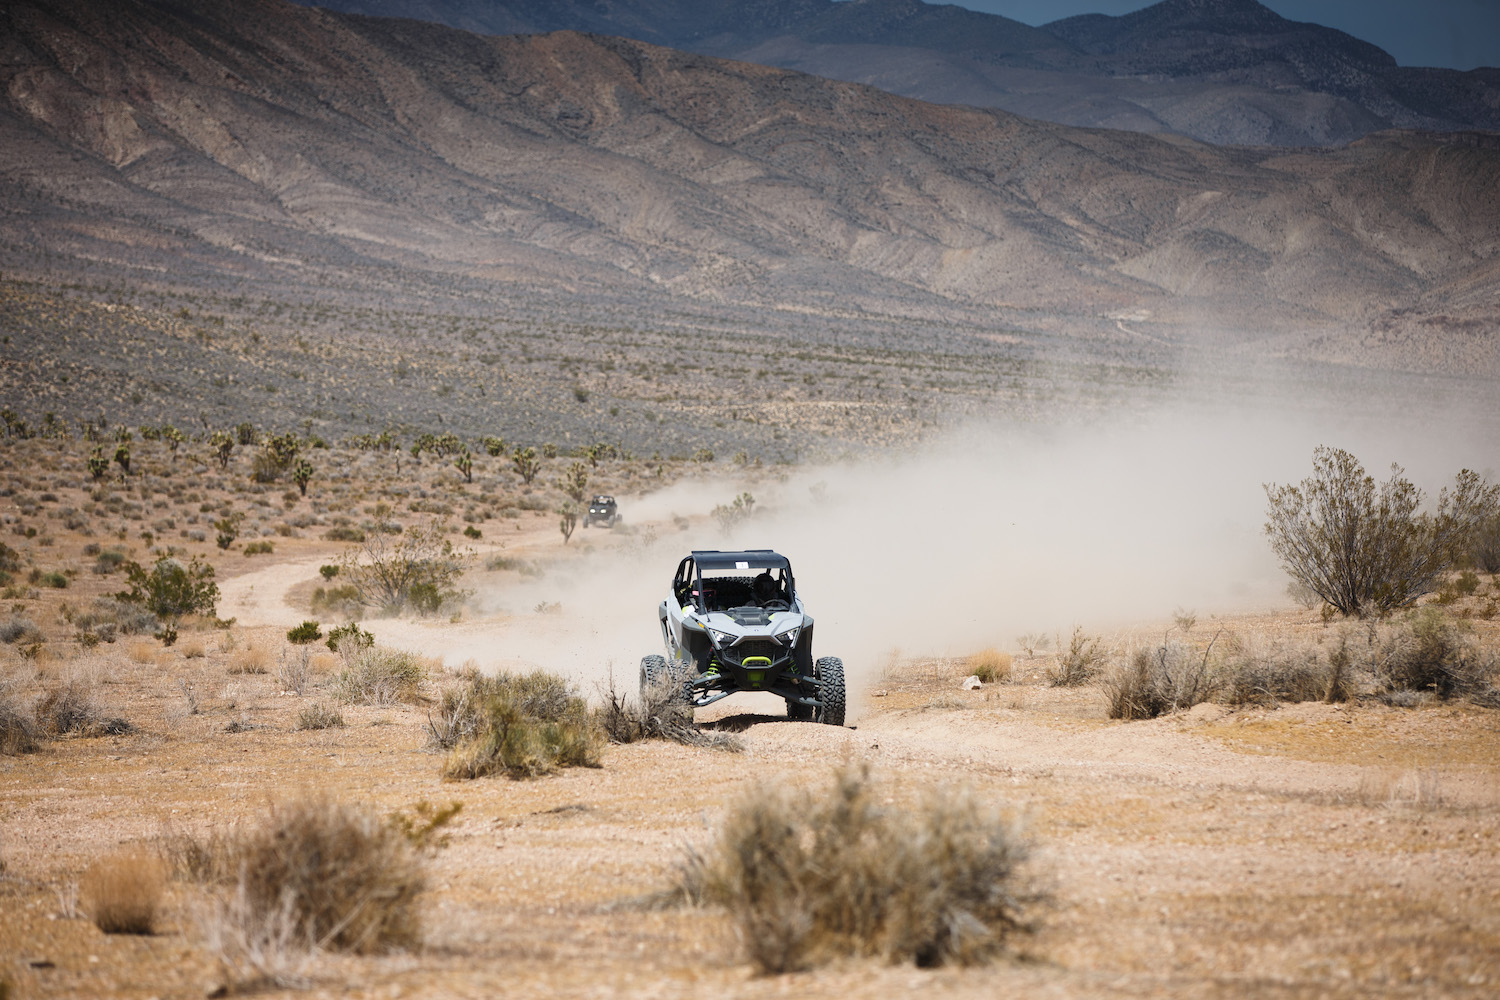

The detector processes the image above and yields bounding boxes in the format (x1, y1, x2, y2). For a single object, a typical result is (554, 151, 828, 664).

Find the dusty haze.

(416, 384, 1498, 714)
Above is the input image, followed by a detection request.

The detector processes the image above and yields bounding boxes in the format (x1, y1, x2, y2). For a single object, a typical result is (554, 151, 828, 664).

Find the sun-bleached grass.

(127, 640, 159, 665)
(333, 646, 426, 705)
(228, 646, 270, 675)
(229, 796, 423, 953)
(81, 849, 166, 934)
(967, 648, 1012, 684)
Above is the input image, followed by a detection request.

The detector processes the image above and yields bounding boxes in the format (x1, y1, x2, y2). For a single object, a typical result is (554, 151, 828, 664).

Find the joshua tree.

(482, 435, 506, 457)
(558, 461, 588, 503)
(558, 503, 578, 544)
(162, 425, 185, 457)
(209, 430, 234, 469)
(87, 447, 110, 481)
(512, 446, 540, 485)
(293, 459, 314, 497)
(455, 450, 473, 484)
(113, 443, 131, 476)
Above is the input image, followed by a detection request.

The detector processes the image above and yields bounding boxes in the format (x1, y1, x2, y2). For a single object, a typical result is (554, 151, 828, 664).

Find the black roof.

(691, 549, 789, 571)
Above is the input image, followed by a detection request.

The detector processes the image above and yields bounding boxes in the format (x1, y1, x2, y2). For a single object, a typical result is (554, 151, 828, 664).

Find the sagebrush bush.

(1220, 635, 1345, 706)
(229, 797, 423, 953)
(1105, 643, 1217, 720)
(0, 680, 38, 754)
(437, 669, 601, 779)
(34, 677, 130, 737)
(295, 702, 344, 731)
(1378, 608, 1495, 699)
(1048, 627, 1105, 686)
(0, 616, 41, 645)
(81, 849, 166, 934)
(967, 649, 1011, 684)
(678, 764, 1037, 973)
(333, 646, 425, 705)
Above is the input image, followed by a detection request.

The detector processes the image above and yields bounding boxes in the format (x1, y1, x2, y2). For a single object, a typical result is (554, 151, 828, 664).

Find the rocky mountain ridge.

(295, 0, 1500, 147)
(2, 0, 1497, 375)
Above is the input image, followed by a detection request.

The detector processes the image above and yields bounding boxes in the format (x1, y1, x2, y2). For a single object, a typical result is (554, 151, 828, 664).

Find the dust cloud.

(414, 389, 1498, 713)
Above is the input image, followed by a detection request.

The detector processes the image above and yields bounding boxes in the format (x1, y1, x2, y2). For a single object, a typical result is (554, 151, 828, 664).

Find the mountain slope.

(3, 0, 1499, 372)
(294, 0, 1500, 147)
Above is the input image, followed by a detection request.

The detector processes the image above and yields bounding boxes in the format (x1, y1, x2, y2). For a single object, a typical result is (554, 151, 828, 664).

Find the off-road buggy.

(641, 549, 845, 726)
(583, 495, 618, 528)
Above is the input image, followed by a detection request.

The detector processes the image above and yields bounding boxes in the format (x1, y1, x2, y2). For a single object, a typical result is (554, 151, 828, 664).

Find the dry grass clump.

(0, 676, 39, 754)
(1105, 642, 1218, 720)
(1377, 608, 1496, 700)
(332, 646, 425, 705)
(81, 849, 166, 934)
(598, 675, 742, 751)
(676, 764, 1037, 974)
(226, 796, 424, 954)
(295, 702, 344, 730)
(1048, 627, 1105, 686)
(435, 668, 602, 779)
(967, 648, 1011, 684)
(228, 646, 270, 675)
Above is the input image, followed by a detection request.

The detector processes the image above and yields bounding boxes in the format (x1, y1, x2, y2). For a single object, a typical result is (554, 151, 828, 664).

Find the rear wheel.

(814, 656, 846, 727)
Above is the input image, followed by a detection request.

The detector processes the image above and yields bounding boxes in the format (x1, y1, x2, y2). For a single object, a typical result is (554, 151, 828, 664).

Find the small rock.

(872, 689, 888, 697)
(961, 675, 983, 691)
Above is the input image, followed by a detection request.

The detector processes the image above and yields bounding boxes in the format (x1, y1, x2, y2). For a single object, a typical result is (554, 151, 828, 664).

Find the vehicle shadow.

(701, 712, 804, 733)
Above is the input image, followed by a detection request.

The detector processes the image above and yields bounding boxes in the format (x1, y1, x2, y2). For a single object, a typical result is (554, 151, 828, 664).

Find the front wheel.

(814, 656, 846, 727)
(640, 654, 690, 709)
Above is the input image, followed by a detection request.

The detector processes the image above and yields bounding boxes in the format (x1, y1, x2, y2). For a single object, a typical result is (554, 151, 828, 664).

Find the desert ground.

(1, 429, 1498, 1000)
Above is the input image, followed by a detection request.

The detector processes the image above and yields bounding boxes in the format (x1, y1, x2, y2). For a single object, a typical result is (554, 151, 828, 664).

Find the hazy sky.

(960, 0, 1500, 70)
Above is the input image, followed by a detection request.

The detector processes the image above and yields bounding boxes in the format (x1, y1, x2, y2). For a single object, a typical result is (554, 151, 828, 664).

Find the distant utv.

(583, 495, 619, 529)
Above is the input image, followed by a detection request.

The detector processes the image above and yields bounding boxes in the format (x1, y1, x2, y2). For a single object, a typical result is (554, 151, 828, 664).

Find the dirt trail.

(218, 542, 1491, 810)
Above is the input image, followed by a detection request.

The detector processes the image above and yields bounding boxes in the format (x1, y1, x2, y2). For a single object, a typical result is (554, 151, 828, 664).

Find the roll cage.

(672, 550, 796, 614)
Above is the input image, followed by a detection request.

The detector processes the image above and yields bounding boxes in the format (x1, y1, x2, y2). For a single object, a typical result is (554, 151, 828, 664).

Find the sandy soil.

(4, 529, 1500, 999)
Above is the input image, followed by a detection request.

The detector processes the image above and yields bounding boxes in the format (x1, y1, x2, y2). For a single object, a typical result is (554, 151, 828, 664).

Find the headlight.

(707, 628, 737, 647)
(779, 627, 801, 647)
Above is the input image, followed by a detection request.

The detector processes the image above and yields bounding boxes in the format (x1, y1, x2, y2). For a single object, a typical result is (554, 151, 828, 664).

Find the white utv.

(641, 549, 845, 726)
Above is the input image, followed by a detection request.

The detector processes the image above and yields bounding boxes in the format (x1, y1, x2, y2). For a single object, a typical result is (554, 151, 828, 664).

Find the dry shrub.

(1377, 608, 1496, 699)
(229, 796, 423, 953)
(180, 639, 206, 659)
(1220, 635, 1344, 706)
(1105, 642, 1218, 720)
(967, 649, 1011, 684)
(678, 764, 1037, 973)
(1048, 627, 1105, 686)
(437, 668, 602, 779)
(81, 849, 166, 934)
(277, 646, 311, 695)
(597, 675, 742, 751)
(295, 702, 344, 731)
(309, 652, 339, 675)
(161, 827, 235, 884)
(0, 615, 43, 645)
(228, 646, 269, 675)
(201, 880, 311, 991)
(34, 675, 131, 738)
(333, 646, 425, 705)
